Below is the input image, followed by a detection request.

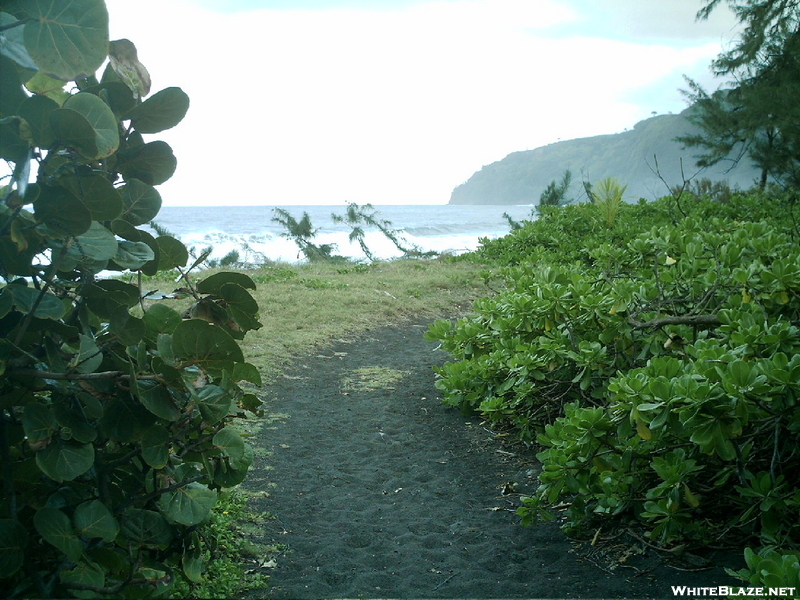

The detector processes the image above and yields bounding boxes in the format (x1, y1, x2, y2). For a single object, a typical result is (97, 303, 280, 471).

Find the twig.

(139, 475, 207, 504)
(0, 18, 29, 33)
(433, 572, 459, 591)
(8, 369, 162, 381)
(628, 314, 721, 329)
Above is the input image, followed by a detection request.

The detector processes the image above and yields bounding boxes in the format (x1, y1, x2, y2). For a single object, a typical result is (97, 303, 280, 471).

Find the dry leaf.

(109, 39, 151, 98)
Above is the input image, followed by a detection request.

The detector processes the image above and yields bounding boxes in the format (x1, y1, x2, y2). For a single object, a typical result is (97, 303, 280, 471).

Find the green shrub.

(427, 191, 799, 579)
(0, 4, 262, 597)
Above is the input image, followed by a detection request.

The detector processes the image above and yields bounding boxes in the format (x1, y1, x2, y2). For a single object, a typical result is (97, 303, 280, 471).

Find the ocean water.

(150, 204, 536, 264)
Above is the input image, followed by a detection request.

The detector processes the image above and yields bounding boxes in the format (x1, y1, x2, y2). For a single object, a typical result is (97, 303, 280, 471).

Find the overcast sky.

(103, 0, 739, 206)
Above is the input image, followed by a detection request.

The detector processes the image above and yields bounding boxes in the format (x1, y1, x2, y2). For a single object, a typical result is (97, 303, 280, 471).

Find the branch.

(139, 475, 207, 504)
(628, 314, 721, 329)
(0, 18, 30, 33)
(7, 369, 161, 382)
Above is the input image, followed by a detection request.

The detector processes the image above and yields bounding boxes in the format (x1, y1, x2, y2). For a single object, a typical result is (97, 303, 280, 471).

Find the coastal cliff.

(449, 108, 761, 205)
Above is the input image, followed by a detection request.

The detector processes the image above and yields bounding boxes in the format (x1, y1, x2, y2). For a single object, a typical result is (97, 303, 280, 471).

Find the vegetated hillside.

(449, 107, 762, 205)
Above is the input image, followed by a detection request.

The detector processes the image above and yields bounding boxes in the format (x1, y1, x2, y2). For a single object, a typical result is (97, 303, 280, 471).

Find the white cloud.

(103, 0, 730, 205)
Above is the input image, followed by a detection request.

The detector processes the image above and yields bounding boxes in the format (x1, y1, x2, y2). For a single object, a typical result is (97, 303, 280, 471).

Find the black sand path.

(243, 319, 739, 599)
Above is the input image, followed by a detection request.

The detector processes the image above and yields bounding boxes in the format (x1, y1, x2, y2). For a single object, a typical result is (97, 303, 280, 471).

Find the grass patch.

(170, 490, 273, 599)
(141, 256, 489, 381)
(243, 257, 488, 380)
(340, 366, 411, 392)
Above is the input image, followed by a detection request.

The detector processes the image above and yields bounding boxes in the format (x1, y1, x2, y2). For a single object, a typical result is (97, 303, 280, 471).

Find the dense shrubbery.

(427, 191, 800, 585)
(1, 3, 262, 597)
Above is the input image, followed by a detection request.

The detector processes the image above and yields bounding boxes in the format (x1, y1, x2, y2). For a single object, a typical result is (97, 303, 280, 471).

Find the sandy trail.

(243, 319, 737, 599)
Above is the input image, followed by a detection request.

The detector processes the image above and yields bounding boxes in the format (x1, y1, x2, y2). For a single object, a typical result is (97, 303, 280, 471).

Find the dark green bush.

(1, 4, 262, 597)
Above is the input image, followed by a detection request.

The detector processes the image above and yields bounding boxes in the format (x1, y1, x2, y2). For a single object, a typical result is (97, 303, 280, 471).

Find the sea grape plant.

(0, 2, 262, 597)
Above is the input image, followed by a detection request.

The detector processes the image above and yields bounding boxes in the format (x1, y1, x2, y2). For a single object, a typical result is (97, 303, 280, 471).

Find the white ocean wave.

(150, 204, 535, 264)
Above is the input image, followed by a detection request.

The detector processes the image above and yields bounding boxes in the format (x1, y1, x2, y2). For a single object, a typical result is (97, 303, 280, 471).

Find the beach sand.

(243, 318, 740, 599)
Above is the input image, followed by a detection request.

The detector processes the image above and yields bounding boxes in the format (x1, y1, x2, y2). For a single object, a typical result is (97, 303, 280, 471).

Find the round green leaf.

(66, 221, 119, 262)
(49, 107, 98, 158)
(118, 141, 177, 185)
(220, 282, 258, 314)
(53, 397, 97, 444)
(229, 306, 262, 334)
(33, 183, 92, 237)
(137, 381, 181, 422)
(154, 340, 177, 376)
(141, 425, 170, 469)
(18, 93, 59, 147)
(99, 398, 154, 442)
(60, 560, 105, 594)
(156, 236, 188, 270)
(229, 440, 254, 472)
(33, 507, 83, 562)
(138, 228, 161, 276)
(24, 71, 71, 105)
(7, 284, 66, 319)
(74, 334, 102, 374)
(0, 288, 13, 319)
(211, 443, 253, 486)
(109, 311, 145, 346)
(158, 483, 217, 526)
(22, 402, 56, 442)
(119, 178, 162, 226)
(0, 57, 27, 132)
(83, 283, 130, 319)
(173, 320, 244, 365)
(23, 0, 109, 81)
(35, 438, 95, 482)
(192, 384, 233, 425)
(182, 553, 205, 584)
(128, 86, 190, 134)
(143, 304, 183, 341)
(95, 280, 140, 307)
(197, 272, 256, 294)
(114, 240, 155, 270)
(73, 500, 119, 543)
(212, 462, 249, 488)
(0, 115, 29, 162)
(232, 362, 263, 386)
(62, 174, 124, 221)
(62, 92, 119, 158)
(240, 393, 262, 414)
(0, 14, 39, 72)
(111, 218, 143, 240)
(212, 427, 245, 461)
(0, 519, 27, 578)
(119, 509, 173, 550)
(99, 80, 137, 115)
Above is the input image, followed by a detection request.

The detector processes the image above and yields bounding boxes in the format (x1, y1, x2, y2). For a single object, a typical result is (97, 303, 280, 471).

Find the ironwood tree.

(679, 0, 800, 188)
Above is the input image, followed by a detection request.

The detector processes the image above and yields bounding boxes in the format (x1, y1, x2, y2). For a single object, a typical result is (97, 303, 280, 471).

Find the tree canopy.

(680, 0, 800, 187)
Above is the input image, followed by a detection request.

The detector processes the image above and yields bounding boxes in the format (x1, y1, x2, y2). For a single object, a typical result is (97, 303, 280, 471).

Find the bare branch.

(8, 369, 161, 381)
(629, 314, 721, 329)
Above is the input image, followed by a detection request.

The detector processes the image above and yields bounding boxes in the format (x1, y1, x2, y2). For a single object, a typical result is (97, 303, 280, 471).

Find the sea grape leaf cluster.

(0, 2, 262, 597)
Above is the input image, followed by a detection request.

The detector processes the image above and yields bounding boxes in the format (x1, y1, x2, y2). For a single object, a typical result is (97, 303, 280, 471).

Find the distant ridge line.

(449, 107, 761, 205)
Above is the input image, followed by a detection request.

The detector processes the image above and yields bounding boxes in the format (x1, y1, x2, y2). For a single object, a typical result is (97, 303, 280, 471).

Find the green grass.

(142, 256, 491, 381)
(170, 490, 272, 599)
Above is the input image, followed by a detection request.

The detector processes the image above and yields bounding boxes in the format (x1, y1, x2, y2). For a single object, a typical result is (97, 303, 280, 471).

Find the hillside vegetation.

(449, 108, 762, 205)
(427, 188, 800, 587)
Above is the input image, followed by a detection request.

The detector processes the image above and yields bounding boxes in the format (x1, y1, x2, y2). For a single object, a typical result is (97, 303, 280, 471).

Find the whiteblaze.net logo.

(671, 586, 798, 598)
